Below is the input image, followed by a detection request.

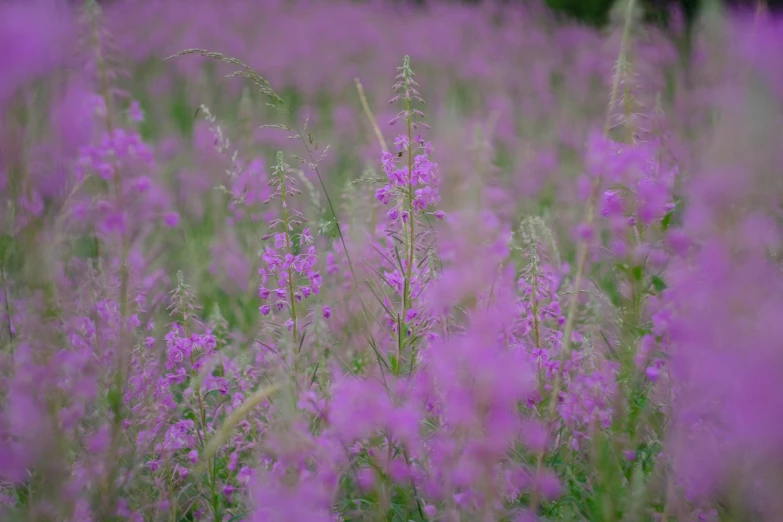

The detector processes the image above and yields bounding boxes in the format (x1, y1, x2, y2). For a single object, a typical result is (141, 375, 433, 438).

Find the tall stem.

(551, 0, 637, 409)
(398, 74, 416, 375)
(533, 0, 638, 514)
(279, 168, 299, 367)
(87, 1, 132, 516)
(405, 97, 415, 308)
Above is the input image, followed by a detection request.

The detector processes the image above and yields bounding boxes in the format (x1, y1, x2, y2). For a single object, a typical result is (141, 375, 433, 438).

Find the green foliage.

(546, 0, 614, 25)
(166, 49, 285, 107)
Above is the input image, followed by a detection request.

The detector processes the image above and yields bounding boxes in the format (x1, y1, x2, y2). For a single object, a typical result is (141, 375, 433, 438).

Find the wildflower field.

(1, 0, 783, 520)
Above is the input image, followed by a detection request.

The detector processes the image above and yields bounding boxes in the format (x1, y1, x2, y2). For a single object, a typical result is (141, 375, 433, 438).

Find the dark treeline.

(538, 0, 777, 26)
(399, 0, 780, 62)
(66, 0, 782, 28)
(408, 0, 780, 27)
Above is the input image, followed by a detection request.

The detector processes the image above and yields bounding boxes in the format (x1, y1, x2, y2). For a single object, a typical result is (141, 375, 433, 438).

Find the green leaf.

(661, 210, 673, 231)
(0, 233, 15, 260)
(651, 275, 667, 292)
(107, 386, 123, 418)
(389, 354, 399, 375)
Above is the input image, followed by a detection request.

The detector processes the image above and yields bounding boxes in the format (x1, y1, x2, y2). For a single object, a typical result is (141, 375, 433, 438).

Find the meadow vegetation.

(1, 0, 782, 520)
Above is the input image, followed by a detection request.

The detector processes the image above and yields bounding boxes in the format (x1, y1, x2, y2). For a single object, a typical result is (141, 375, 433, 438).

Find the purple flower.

(129, 100, 144, 122)
(375, 185, 392, 204)
(163, 212, 180, 228)
(394, 134, 410, 151)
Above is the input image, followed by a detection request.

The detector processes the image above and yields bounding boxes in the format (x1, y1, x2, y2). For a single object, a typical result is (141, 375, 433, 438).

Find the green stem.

(88, 2, 133, 516)
(550, 0, 637, 416)
(534, 0, 639, 514)
(278, 169, 299, 368)
(398, 86, 415, 376)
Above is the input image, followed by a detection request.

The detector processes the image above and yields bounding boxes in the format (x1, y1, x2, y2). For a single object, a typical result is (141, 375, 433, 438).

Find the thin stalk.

(354, 79, 388, 239)
(181, 294, 220, 521)
(293, 124, 387, 378)
(163, 452, 177, 522)
(398, 75, 416, 375)
(295, 126, 359, 294)
(355, 78, 389, 153)
(551, 0, 637, 413)
(532, 275, 541, 350)
(404, 95, 415, 312)
(278, 169, 300, 367)
(533, 0, 638, 514)
(1, 262, 15, 348)
(88, 2, 132, 516)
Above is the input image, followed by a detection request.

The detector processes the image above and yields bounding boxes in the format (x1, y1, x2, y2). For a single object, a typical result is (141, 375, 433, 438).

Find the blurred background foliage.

(545, 0, 701, 26)
(87, 0, 782, 26)
(407, 0, 781, 26)
(544, 0, 782, 26)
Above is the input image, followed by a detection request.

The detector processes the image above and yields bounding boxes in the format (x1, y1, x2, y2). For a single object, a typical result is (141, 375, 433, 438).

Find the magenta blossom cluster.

(257, 152, 328, 328)
(76, 126, 154, 182)
(70, 99, 180, 235)
(376, 136, 444, 223)
(578, 132, 676, 246)
(258, 230, 322, 322)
